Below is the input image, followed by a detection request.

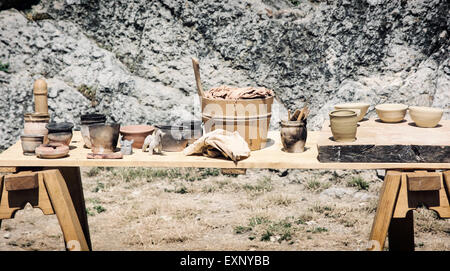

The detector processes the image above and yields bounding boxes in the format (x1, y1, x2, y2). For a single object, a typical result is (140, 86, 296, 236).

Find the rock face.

(0, 0, 448, 150)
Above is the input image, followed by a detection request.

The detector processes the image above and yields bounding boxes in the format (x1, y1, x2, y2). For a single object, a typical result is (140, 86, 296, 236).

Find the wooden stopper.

(33, 79, 48, 114)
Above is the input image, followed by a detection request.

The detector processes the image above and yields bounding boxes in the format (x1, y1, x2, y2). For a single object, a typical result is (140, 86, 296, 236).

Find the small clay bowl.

(80, 113, 106, 148)
(89, 123, 120, 154)
(46, 122, 74, 146)
(156, 125, 188, 152)
(334, 103, 370, 122)
(182, 120, 203, 145)
(119, 125, 155, 149)
(375, 103, 408, 123)
(35, 142, 69, 159)
(408, 106, 443, 128)
(20, 135, 44, 156)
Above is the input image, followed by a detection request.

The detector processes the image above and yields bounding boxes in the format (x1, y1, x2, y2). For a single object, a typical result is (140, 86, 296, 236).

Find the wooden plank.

(4, 172, 38, 191)
(42, 170, 89, 251)
(0, 167, 17, 173)
(221, 168, 247, 175)
(57, 167, 92, 250)
(407, 172, 441, 191)
(388, 211, 414, 251)
(318, 118, 450, 163)
(368, 171, 402, 251)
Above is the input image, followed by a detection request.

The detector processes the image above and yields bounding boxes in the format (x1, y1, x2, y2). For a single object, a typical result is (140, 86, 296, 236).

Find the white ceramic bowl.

(408, 106, 443, 128)
(375, 103, 408, 123)
(334, 103, 370, 121)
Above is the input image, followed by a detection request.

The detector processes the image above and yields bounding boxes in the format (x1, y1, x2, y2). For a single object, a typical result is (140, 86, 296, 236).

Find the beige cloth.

(205, 85, 274, 100)
(183, 129, 250, 162)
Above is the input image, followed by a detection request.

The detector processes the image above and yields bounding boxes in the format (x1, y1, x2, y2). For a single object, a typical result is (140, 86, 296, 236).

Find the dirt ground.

(0, 167, 449, 251)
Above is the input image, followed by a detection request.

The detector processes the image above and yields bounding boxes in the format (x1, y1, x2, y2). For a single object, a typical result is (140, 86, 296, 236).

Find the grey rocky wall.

(0, 0, 448, 150)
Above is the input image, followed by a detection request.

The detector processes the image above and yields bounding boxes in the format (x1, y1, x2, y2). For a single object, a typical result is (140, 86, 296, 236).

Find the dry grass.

(0, 168, 448, 251)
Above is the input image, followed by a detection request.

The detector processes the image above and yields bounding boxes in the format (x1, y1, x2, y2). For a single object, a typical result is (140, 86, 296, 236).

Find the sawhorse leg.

(0, 167, 91, 251)
(368, 170, 450, 251)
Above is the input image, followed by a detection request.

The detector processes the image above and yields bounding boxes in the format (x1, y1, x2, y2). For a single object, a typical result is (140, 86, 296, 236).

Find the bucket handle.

(191, 57, 205, 98)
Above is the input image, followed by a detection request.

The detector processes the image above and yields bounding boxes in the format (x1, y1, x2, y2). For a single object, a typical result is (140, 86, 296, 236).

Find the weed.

(242, 176, 273, 195)
(86, 167, 101, 177)
(307, 227, 328, 234)
(91, 182, 105, 193)
(260, 230, 273, 241)
(93, 205, 106, 214)
(77, 84, 98, 107)
(347, 177, 369, 191)
(249, 216, 270, 227)
(234, 226, 252, 234)
(305, 179, 331, 192)
(0, 62, 9, 73)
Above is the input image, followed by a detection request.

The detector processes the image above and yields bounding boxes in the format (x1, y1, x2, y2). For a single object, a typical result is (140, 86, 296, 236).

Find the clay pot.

(35, 142, 70, 159)
(24, 112, 50, 143)
(409, 106, 443, 128)
(20, 135, 44, 156)
(280, 120, 307, 153)
(119, 125, 155, 149)
(89, 123, 120, 154)
(46, 122, 74, 146)
(80, 113, 107, 148)
(334, 103, 370, 122)
(329, 110, 358, 142)
(156, 125, 188, 152)
(182, 120, 203, 145)
(375, 103, 408, 123)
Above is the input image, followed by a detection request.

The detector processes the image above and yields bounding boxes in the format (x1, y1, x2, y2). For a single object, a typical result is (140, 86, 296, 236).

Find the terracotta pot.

(89, 123, 120, 154)
(35, 142, 69, 159)
(182, 120, 203, 145)
(408, 106, 443, 128)
(119, 125, 155, 149)
(375, 103, 408, 123)
(23, 112, 50, 143)
(20, 135, 44, 156)
(329, 110, 358, 142)
(46, 122, 74, 146)
(334, 103, 370, 122)
(156, 125, 188, 152)
(80, 113, 106, 148)
(280, 120, 307, 153)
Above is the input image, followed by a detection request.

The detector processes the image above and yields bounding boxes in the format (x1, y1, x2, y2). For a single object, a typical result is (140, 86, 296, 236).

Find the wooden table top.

(1, 127, 449, 170)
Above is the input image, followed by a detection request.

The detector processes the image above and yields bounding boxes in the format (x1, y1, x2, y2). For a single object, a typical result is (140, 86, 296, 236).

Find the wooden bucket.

(192, 58, 274, 150)
(201, 96, 273, 151)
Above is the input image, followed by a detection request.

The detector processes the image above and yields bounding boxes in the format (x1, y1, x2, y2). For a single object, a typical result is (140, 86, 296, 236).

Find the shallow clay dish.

(35, 143, 69, 159)
(119, 125, 154, 149)
(375, 103, 408, 123)
(409, 106, 443, 128)
(334, 103, 370, 121)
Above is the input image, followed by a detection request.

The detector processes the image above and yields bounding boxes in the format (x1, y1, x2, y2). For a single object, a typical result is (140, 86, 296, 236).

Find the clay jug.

(329, 110, 357, 142)
(280, 120, 307, 153)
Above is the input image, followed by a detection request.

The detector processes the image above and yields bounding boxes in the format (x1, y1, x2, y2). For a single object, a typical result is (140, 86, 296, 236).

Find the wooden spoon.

(191, 57, 205, 98)
(290, 109, 300, 121)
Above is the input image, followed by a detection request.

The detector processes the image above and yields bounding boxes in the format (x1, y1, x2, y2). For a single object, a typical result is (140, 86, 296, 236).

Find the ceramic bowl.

(334, 103, 370, 122)
(20, 135, 44, 156)
(89, 123, 120, 154)
(408, 106, 443, 128)
(329, 110, 358, 142)
(181, 120, 203, 145)
(375, 103, 408, 123)
(119, 125, 155, 149)
(46, 122, 74, 146)
(156, 125, 188, 152)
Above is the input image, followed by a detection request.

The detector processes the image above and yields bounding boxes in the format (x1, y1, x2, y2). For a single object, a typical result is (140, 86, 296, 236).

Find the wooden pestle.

(33, 79, 48, 114)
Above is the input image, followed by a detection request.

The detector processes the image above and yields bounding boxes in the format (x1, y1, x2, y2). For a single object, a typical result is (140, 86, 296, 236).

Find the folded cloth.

(205, 85, 274, 100)
(183, 129, 250, 162)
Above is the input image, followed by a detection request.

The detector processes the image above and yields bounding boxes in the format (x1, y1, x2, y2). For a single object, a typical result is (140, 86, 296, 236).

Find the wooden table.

(0, 121, 449, 251)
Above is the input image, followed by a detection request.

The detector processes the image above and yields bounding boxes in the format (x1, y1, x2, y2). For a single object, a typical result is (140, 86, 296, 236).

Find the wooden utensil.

(192, 57, 205, 98)
(290, 109, 300, 121)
